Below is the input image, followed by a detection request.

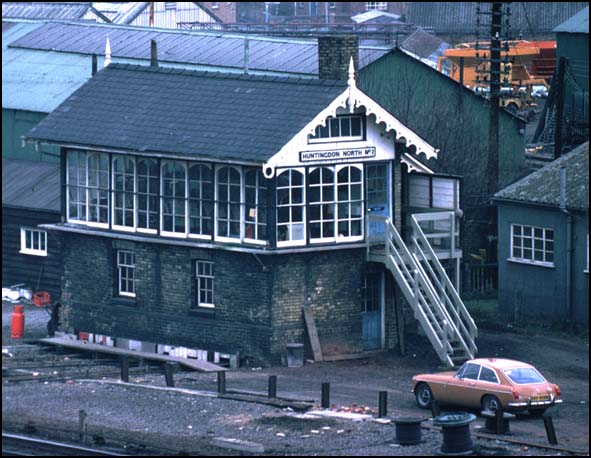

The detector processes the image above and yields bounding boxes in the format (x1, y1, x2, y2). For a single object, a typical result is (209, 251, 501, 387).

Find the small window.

(366, 2, 388, 11)
(309, 115, 364, 143)
(165, 2, 177, 10)
(479, 366, 499, 384)
(117, 250, 136, 297)
(20, 228, 47, 256)
(195, 261, 214, 309)
(211, 2, 219, 9)
(511, 224, 554, 266)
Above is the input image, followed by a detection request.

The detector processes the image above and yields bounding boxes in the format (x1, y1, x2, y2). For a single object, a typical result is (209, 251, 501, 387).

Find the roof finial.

(347, 56, 356, 89)
(104, 36, 111, 68)
(348, 56, 356, 113)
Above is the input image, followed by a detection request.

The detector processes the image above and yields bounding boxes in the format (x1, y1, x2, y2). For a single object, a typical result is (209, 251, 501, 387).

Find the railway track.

(2, 433, 127, 456)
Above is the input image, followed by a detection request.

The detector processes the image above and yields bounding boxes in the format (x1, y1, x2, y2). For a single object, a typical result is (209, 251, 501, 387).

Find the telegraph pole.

(487, 2, 503, 197)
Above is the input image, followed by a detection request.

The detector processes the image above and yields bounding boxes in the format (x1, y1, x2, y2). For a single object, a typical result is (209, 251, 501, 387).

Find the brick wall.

(61, 233, 401, 365)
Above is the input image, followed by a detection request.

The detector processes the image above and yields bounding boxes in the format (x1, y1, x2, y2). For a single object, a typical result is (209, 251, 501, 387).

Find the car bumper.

(507, 399, 562, 408)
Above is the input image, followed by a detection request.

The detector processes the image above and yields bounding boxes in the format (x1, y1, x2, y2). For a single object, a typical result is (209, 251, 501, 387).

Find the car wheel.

(528, 408, 547, 416)
(482, 394, 502, 412)
(415, 383, 434, 409)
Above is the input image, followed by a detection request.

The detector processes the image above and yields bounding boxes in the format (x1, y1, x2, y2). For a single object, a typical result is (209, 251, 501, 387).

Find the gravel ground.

(2, 300, 588, 455)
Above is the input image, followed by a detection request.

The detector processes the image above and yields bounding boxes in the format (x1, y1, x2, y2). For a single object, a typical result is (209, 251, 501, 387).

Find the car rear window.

(504, 367, 546, 384)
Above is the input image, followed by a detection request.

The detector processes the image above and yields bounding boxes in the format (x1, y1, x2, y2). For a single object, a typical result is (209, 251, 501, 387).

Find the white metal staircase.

(367, 213, 477, 366)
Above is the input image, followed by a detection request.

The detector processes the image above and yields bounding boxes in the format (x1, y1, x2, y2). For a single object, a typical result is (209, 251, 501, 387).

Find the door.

(366, 163, 390, 241)
(362, 273, 383, 350)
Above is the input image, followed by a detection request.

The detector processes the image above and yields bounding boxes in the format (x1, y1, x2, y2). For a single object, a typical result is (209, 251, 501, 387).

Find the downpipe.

(559, 167, 573, 320)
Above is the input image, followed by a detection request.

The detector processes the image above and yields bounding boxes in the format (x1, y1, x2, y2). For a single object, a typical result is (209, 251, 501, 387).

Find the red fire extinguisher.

(11, 305, 25, 339)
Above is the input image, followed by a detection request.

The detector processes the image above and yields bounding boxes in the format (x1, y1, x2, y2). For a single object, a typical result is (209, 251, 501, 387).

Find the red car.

(412, 358, 562, 415)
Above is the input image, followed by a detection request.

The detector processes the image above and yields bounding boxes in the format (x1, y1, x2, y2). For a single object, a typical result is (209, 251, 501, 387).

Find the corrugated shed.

(553, 6, 589, 34)
(495, 142, 589, 211)
(2, 2, 91, 20)
(407, 2, 588, 34)
(2, 158, 60, 212)
(9, 22, 390, 76)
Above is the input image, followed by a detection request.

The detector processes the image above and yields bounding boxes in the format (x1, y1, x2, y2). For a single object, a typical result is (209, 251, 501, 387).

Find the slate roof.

(26, 64, 347, 163)
(2, 158, 60, 212)
(2, 2, 91, 20)
(494, 142, 589, 211)
(9, 21, 390, 76)
(553, 6, 589, 34)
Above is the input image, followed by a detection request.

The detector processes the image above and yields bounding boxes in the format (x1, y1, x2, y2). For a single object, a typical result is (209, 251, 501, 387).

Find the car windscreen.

(503, 367, 546, 384)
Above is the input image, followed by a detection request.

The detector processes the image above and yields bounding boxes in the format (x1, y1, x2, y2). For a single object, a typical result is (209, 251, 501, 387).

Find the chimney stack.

(150, 40, 158, 67)
(318, 35, 359, 81)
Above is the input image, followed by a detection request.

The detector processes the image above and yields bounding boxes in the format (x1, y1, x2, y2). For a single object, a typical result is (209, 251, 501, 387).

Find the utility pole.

(487, 2, 503, 197)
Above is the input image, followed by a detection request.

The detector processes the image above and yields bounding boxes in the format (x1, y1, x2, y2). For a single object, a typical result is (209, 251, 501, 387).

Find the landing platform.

(39, 337, 226, 372)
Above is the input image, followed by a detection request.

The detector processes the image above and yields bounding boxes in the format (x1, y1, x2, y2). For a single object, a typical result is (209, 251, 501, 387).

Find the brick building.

(26, 41, 476, 366)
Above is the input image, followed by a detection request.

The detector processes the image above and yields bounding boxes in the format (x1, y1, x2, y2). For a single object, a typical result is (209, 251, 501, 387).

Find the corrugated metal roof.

(495, 142, 589, 211)
(407, 2, 588, 34)
(9, 21, 390, 76)
(2, 158, 60, 212)
(553, 6, 589, 34)
(2, 2, 91, 20)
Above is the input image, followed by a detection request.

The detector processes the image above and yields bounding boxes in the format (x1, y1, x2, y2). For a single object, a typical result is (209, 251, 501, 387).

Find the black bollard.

(431, 399, 441, 418)
(78, 410, 87, 443)
(164, 362, 175, 387)
(217, 370, 226, 394)
(543, 414, 558, 445)
(495, 408, 504, 435)
(321, 382, 330, 408)
(378, 391, 388, 418)
(268, 375, 277, 399)
(121, 357, 129, 383)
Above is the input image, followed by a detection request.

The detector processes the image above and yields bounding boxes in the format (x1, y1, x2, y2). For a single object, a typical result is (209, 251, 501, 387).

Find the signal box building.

(26, 58, 477, 366)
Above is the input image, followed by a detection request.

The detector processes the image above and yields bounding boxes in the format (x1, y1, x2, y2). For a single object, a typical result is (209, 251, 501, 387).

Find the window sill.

(19, 250, 48, 257)
(111, 296, 137, 307)
(189, 308, 216, 318)
(507, 258, 555, 269)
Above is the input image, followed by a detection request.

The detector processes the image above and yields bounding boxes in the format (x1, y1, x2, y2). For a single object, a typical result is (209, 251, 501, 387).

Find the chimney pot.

(151, 40, 158, 67)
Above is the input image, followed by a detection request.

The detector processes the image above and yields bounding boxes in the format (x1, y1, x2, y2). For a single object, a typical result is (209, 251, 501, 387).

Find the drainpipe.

(559, 166, 573, 320)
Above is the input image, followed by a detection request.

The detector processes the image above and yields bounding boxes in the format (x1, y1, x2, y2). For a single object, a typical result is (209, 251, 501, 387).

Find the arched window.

(161, 161, 187, 235)
(276, 168, 305, 246)
(113, 156, 135, 229)
(137, 158, 159, 232)
(216, 166, 241, 240)
(188, 164, 213, 237)
(244, 168, 267, 243)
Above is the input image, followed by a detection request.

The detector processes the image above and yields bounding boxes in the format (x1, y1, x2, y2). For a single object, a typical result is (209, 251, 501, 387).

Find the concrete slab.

(306, 410, 373, 422)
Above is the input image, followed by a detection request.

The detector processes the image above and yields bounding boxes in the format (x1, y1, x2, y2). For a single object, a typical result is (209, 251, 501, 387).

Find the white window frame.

(215, 165, 243, 244)
(112, 155, 136, 233)
(366, 2, 388, 11)
(336, 164, 364, 242)
(478, 365, 500, 384)
(244, 168, 267, 246)
(136, 158, 159, 235)
(276, 168, 307, 247)
(161, 160, 188, 238)
(117, 250, 136, 298)
(20, 227, 48, 256)
(309, 166, 336, 243)
(66, 151, 109, 228)
(309, 115, 364, 144)
(195, 261, 214, 309)
(188, 163, 213, 240)
(509, 223, 555, 268)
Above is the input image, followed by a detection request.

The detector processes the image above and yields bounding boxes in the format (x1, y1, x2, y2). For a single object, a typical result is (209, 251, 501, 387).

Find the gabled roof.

(2, 158, 60, 212)
(8, 21, 390, 77)
(25, 64, 347, 163)
(494, 142, 589, 211)
(553, 6, 589, 34)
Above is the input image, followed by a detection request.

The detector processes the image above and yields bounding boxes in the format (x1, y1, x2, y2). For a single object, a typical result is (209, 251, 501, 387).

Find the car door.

(444, 362, 482, 408)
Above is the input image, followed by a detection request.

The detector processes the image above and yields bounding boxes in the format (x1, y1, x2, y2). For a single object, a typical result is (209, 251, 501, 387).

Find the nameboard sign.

(299, 147, 376, 163)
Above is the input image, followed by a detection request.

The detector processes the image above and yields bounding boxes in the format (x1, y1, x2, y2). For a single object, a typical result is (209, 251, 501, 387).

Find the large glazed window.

(216, 166, 241, 240)
(336, 165, 363, 240)
(244, 169, 267, 243)
(189, 164, 213, 238)
(161, 161, 187, 235)
(309, 167, 335, 242)
(112, 156, 135, 230)
(276, 168, 305, 246)
(137, 158, 159, 233)
(67, 151, 109, 226)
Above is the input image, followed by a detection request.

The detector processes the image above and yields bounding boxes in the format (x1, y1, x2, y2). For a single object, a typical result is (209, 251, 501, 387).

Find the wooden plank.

(302, 305, 323, 362)
(39, 337, 226, 372)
